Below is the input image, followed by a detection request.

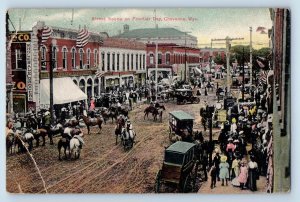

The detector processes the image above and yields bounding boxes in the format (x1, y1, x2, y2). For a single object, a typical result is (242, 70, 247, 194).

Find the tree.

(214, 54, 225, 65)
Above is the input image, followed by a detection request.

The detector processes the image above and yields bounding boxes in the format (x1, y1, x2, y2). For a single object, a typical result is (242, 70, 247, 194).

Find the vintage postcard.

(5, 8, 290, 193)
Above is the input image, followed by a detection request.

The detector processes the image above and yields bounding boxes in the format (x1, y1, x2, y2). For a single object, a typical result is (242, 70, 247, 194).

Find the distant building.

(114, 24, 198, 48)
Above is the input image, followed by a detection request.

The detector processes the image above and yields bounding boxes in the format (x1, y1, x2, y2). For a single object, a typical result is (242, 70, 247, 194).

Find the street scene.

(5, 8, 290, 193)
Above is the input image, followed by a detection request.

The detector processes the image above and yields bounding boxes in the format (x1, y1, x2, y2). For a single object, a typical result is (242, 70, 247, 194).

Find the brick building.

(146, 43, 200, 80)
(100, 38, 146, 90)
(199, 48, 226, 63)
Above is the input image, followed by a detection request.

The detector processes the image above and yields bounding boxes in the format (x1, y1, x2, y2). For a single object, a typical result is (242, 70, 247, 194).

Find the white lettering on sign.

(26, 43, 33, 101)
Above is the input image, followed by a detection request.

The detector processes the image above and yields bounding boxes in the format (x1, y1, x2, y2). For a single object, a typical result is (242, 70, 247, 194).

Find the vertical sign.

(31, 27, 40, 111)
(26, 42, 33, 101)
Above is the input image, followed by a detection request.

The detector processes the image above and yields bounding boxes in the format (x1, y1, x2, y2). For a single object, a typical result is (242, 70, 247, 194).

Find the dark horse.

(144, 105, 165, 122)
(114, 115, 126, 145)
(57, 136, 70, 160)
(81, 115, 104, 135)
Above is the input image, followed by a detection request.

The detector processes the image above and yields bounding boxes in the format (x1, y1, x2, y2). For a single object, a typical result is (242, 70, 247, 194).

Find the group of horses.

(114, 115, 136, 151)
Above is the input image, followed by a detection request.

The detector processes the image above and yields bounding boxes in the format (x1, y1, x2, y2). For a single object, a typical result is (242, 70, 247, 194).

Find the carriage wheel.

(194, 98, 200, 104)
(183, 174, 193, 193)
(155, 170, 162, 193)
(182, 100, 187, 105)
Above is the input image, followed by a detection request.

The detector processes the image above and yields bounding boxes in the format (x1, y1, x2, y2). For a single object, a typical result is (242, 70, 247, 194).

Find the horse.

(57, 136, 70, 160)
(81, 115, 103, 135)
(69, 135, 84, 159)
(33, 128, 48, 147)
(115, 115, 126, 145)
(120, 127, 136, 151)
(65, 118, 79, 128)
(6, 131, 15, 155)
(14, 129, 34, 152)
(48, 123, 64, 145)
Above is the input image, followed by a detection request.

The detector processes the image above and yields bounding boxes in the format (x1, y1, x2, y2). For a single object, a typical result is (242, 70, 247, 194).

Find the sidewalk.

(198, 176, 267, 194)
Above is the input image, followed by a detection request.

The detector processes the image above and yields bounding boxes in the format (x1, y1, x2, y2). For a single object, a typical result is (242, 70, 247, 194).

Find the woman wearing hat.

(219, 155, 230, 186)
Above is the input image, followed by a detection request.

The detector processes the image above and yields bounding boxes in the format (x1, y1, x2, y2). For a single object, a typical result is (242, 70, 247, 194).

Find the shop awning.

(40, 77, 87, 105)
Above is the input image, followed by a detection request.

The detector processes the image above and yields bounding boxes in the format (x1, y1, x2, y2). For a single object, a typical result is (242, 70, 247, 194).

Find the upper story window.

(79, 49, 84, 69)
(62, 47, 67, 69)
(71, 48, 76, 69)
(117, 53, 120, 71)
(158, 53, 162, 64)
(136, 54, 138, 70)
(52, 46, 58, 69)
(41, 46, 47, 70)
(127, 54, 130, 71)
(86, 49, 91, 69)
(122, 54, 125, 71)
(94, 49, 98, 68)
(150, 53, 154, 64)
(166, 53, 170, 65)
(101, 52, 105, 71)
(107, 53, 110, 71)
(112, 53, 115, 71)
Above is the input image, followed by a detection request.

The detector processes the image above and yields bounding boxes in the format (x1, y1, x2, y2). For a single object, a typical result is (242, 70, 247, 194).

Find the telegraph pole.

(249, 26, 253, 85)
(211, 37, 244, 96)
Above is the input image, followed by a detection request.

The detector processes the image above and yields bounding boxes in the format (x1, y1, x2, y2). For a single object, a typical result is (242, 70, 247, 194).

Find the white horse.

(69, 134, 84, 159)
(121, 127, 136, 150)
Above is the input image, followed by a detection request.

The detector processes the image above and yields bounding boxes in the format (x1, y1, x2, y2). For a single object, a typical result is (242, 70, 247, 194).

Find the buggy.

(169, 111, 194, 142)
(155, 141, 198, 193)
(175, 89, 200, 105)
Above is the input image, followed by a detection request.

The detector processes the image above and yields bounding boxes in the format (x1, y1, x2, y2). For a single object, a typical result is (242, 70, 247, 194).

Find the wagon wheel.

(191, 162, 199, 190)
(182, 99, 187, 105)
(155, 170, 162, 193)
(182, 174, 193, 193)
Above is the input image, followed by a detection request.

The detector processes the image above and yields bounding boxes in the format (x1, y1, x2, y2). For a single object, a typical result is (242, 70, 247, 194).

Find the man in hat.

(213, 152, 221, 181)
(43, 111, 53, 145)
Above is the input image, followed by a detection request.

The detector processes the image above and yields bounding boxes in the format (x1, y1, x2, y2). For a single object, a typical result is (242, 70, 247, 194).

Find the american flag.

(42, 26, 53, 43)
(95, 69, 105, 78)
(256, 26, 267, 34)
(76, 28, 90, 48)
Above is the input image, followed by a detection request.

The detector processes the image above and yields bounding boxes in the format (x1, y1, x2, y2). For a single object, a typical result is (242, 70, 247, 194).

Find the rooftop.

(169, 110, 194, 120)
(114, 27, 196, 39)
(166, 141, 195, 154)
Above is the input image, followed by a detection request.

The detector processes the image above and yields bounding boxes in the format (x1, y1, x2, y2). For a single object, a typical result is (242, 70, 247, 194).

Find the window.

(122, 54, 125, 71)
(117, 53, 120, 71)
(62, 47, 67, 69)
(127, 54, 129, 70)
(79, 49, 84, 69)
(139, 54, 142, 70)
(158, 53, 162, 64)
(131, 54, 134, 70)
(136, 54, 138, 70)
(143, 54, 145, 70)
(166, 53, 170, 65)
(87, 49, 91, 69)
(112, 53, 115, 71)
(52, 47, 57, 69)
(71, 48, 76, 69)
(94, 49, 98, 68)
(107, 53, 110, 71)
(150, 53, 154, 64)
(41, 47, 46, 70)
(101, 52, 105, 71)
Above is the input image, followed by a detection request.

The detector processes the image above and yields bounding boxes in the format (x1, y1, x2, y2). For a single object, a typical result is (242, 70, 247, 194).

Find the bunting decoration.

(95, 69, 105, 78)
(41, 26, 53, 43)
(76, 28, 90, 48)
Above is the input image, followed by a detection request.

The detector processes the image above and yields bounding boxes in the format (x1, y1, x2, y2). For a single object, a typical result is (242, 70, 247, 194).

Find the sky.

(8, 8, 272, 49)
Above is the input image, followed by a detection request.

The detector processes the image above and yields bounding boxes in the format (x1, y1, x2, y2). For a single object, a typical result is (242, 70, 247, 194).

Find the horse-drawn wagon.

(169, 111, 194, 142)
(155, 141, 198, 193)
(175, 89, 200, 105)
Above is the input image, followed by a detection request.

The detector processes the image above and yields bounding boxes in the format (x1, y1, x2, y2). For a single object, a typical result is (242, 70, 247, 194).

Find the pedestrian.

(43, 111, 53, 145)
(213, 152, 221, 181)
(219, 155, 230, 186)
(210, 165, 217, 189)
(238, 160, 249, 190)
(231, 152, 241, 179)
(204, 87, 208, 96)
(248, 156, 258, 191)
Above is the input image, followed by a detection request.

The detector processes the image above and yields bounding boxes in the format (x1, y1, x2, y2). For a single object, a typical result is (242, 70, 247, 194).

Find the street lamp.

(50, 38, 57, 124)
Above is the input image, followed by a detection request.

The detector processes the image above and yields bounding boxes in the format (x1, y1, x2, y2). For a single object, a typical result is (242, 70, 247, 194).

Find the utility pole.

(184, 33, 187, 82)
(210, 39, 213, 74)
(249, 26, 253, 85)
(50, 39, 56, 124)
(154, 9, 158, 101)
(242, 47, 245, 101)
(211, 37, 244, 96)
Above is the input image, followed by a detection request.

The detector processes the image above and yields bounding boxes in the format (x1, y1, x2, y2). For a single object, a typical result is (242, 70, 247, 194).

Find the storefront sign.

(16, 81, 26, 90)
(11, 32, 31, 43)
(26, 43, 33, 101)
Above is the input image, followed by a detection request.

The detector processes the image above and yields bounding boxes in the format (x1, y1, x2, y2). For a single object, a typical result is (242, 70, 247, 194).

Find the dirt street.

(7, 100, 207, 193)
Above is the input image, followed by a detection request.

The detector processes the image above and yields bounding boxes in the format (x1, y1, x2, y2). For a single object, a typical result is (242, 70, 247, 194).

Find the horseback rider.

(43, 111, 53, 145)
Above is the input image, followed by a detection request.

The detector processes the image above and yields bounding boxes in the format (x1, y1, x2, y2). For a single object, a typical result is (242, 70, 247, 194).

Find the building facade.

(100, 38, 147, 90)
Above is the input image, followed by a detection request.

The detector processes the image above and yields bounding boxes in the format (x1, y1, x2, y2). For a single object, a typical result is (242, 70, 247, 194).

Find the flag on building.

(95, 69, 105, 78)
(256, 26, 267, 34)
(41, 26, 53, 43)
(76, 28, 90, 48)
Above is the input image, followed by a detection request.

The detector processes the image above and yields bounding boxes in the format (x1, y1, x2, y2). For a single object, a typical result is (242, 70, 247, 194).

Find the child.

(210, 165, 217, 189)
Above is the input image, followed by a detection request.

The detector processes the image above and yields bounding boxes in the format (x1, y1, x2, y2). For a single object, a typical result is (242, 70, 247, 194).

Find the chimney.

(123, 24, 129, 33)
